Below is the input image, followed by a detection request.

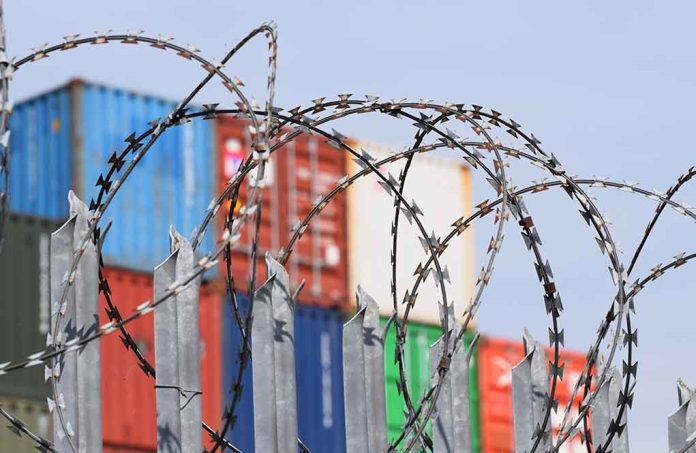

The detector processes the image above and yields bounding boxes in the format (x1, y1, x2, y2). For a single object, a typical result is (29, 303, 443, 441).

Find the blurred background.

(2, 1, 696, 451)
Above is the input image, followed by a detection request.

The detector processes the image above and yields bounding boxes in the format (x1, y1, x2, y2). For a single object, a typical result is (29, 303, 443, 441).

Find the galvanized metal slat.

(430, 337, 453, 453)
(357, 287, 387, 452)
(668, 380, 696, 453)
(154, 249, 182, 453)
(343, 307, 368, 453)
(251, 281, 278, 453)
(343, 286, 387, 453)
(50, 215, 78, 451)
(70, 193, 101, 453)
(592, 367, 629, 452)
(267, 255, 298, 453)
(512, 331, 551, 453)
(172, 230, 202, 453)
(50, 192, 101, 452)
(450, 337, 474, 453)
(251, 254, 298, 452)
(430, 326, 475, 452)
(154, 228, 203, 453)
(685, 381, 696, 451)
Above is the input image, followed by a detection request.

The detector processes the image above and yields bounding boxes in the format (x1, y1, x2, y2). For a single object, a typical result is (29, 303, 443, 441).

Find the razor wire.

(0, 9, 693, 453)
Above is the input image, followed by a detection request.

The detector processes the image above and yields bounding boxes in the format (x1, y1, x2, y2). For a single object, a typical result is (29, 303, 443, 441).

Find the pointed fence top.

(265, 251, 290, 290)
(68, 190, 91, 222)
(356, 285, 379, 315)
(677, 379, 693, 406)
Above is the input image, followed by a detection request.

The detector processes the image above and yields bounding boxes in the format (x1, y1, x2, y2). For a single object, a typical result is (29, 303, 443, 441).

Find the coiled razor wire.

(0, 10, 693, 453)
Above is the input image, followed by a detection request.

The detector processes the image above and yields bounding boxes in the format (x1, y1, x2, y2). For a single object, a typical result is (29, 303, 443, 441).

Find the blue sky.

(6, 1, 696, 450)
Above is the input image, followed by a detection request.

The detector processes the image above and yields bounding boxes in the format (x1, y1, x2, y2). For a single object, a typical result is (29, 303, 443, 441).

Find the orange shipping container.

(478, 336, 590, 453)
(100, 267, 222, 451)
(216, 116, 349, 309)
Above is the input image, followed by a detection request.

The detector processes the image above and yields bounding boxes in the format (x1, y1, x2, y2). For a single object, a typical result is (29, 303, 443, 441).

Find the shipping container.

(99, 267, 222, 450)
(9, 79, 216, 274)
(216, 116, 349, 310)
(381, 319, 480, 451)
(477, 336, 589, 453)
(103, 445, 154, 453)
(223, 294, 347, 452)
(345, 140, 474, 325)
(0, 396, 51, 453)
(0, 213, 61, 399)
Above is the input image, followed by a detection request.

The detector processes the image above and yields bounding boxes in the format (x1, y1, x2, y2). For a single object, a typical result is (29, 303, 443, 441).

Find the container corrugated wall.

(477, 336, 588, 453)
(381, 319, 480, 451)
(345, 140, 474, 325)
(0, 396, 51, 453)
(100, 267, 222, 451)
(0, 213, 60, 399)
(223, 294, 347, 452)
(216, 116, 349, 310)
(8, 88, 72, 218)
(9, 80, 216, 274)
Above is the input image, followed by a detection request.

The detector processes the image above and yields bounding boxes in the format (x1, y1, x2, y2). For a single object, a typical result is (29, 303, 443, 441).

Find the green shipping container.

(0, 396, 51, 452)
(0, 213, 62, 399)
(382, 318, 480, 452)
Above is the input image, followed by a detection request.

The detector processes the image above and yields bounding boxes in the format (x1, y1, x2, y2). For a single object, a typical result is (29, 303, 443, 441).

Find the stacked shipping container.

(0, 214, 57, 452)
(382, 319, 481, 450)
(222, 294, 347, 452)
(9, 79, 216, 274)
(216, 115, 352, 451)
(2, 81, 602, 453)
(216, 116, 349, 309)
(99, 268, 222, 452)
(2, 80, 222, 451)
(477, 336, 588, 453)
(0, 214, 57, 399)
(345, 140, 474, 325)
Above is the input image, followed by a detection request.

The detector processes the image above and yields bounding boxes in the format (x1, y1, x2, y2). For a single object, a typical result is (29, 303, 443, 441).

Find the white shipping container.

(346, 140, 475, 326)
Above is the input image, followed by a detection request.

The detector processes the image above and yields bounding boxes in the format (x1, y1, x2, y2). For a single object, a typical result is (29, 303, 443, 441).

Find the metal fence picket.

(251, 253, 298, 453)
(343, 286, 387, 453)
(154, 227, 202, 453)
(429, 318, 478, 453)
(592, 366, 629, 452)
(668, 380, 696, 453)
(50, 191, 101, 452)
(511, 330, 551, 453)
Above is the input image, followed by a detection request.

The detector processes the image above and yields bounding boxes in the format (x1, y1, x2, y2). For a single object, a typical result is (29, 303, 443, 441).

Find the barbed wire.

(0, 10, 692, 453)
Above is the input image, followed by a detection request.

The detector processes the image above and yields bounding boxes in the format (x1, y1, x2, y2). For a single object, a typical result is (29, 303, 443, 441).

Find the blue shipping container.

(9, 80, 216, 273)
(223, 294, 346, 452)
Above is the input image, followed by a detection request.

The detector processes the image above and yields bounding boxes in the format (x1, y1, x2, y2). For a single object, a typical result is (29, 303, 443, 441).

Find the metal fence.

(0, 2, 696, 453)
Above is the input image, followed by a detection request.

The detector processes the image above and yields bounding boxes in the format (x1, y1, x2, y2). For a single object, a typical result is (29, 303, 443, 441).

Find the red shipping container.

(103, 445, 154, 453)
(216, 116, 349, 309)
(100, 267, 222, 451)
(478, 336, 591, 453)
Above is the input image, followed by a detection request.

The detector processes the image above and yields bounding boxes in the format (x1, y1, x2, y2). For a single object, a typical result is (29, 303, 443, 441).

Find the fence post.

(251, 253, 298, 453)
(511, 330, 551, 453)
(154, 227, 202, 453)
(429, 303, 477, 453)
(591, 366, 629, 452)
(343, 286, 387, 453)
(668, 380, 696, 452)
(50, 191, 101, 452)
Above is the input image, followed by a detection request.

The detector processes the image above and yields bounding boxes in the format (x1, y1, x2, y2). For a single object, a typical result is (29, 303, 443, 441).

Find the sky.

(6, 1, 696, 450)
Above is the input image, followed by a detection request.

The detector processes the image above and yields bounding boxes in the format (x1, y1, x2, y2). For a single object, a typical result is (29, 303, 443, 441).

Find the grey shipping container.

(8, 79, 216, 274)
(0, 213, 60, 400)
(0, 396, 51, 453)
